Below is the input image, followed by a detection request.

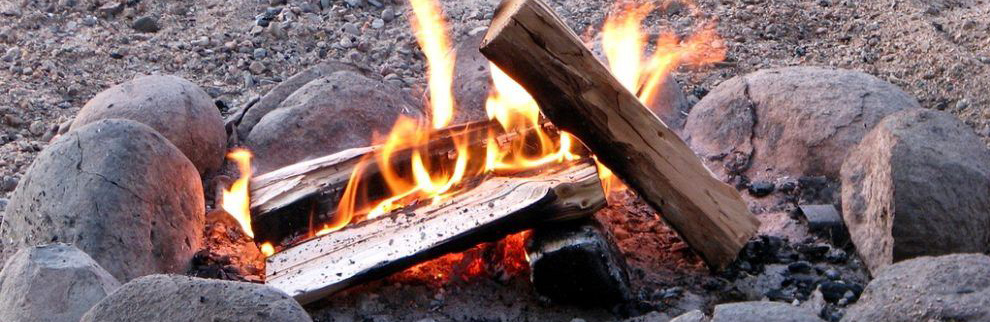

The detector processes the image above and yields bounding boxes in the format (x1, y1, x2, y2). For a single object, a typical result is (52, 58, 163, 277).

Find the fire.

(221, 148, 254, 238)
(225, 0, 727, 258)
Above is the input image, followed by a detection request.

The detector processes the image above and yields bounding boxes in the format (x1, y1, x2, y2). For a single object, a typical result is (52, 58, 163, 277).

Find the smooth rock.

(685, 67, 919, 181)
(0, 119, 205, 282)
(80, 274, 312, 322)
(70, 75, 226, 174)
(246, 70, 423, 172)
(712, 301, 823, 322)
(670, 310, 707, 322)
(844, 254, 990, 322)
(841, 109, 990, 273)
(131, 16, 160, 33)
(235, 61, 362, 139)
(0, 244, 120, 322)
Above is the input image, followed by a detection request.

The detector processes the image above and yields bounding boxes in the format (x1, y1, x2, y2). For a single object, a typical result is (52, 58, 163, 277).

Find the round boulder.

(711, 301, 823, 322)
(684, 67, 919, 181)
(844, 254, 990, 322)
(71, 75, 226, 174)
(235, 61, 363, 139)
(840, 109, 990, 273)
(80, 274, 312, 322)
(0, 244, 121, 322)
(0, 119, 205, 282)
(245, 70, 424, 173)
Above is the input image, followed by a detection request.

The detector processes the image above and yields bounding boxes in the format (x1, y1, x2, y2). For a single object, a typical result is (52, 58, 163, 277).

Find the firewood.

(249, 120, 566, 246)
(479, 0, 759, 269)
(265, 162, 605, 304)
(526, 218, 631, 307)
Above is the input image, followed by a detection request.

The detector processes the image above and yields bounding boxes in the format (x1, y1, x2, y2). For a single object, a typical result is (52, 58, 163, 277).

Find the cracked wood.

(480, 0, 759, 269)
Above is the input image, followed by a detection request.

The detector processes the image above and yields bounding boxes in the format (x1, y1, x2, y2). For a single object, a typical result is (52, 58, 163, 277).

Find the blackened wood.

(526, 218, 631, 307)
(265, 162, 605, 304)
(479, 0, 759, 270)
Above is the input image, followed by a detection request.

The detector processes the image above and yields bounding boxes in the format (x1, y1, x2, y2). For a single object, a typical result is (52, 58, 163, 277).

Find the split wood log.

(527, 217, 631, 306)
(249, 120, 568, 247)
(265, 162, 605, 304)
(480, 0, 759, 270)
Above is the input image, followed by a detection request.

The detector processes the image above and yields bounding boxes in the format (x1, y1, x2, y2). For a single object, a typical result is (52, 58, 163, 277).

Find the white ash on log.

(265, 162, 605, 304)
(480, 0, 759, 270)
(526, 218, 631, 307)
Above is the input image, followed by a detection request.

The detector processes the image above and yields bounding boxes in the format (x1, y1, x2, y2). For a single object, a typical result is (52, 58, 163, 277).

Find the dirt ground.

(0, 0, 987, 321)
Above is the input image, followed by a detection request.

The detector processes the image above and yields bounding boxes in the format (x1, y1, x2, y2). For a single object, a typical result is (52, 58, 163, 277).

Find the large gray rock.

(684, 67, 919, 181)
(0, 244, 120, 322)
(235, 61, 363, 139)
(711, 301, 822, 322)
(0, 119, 205, 282)
(840, 109, 990, 273)
(80, 274, 312, 322)
(843, 254, 990, 322)
(246, 70, 423, 172)
(71, 75, 226, 174)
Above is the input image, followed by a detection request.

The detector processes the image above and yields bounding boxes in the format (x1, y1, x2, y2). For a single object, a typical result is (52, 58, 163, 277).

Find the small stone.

(249, 61, 266, 74)
(747, 181, 775, 197)
(339, 37, 354, 48)
(956, 98, 970, 110)
(345, 0, 363, 7)
(787, 261, 813, 274)
(320, 0, 330, 10)
(0, 198, 7, 212)
(132, 16, 160, 33)
(570, 319, 586, 322)
(342, 22, 360, 36)
(367, 0, 382, 7)
(253, 48, 268, 59)
(381, 7, 395, 22)
(371, 18, 384, 29)
(2, 46, 21, 62)
(825, 248, 848, 264)
(269, 0, 286, 5)
(0, 175, 17, 192)
(109, 49, 124, 59)
(256, 17, 270, 27)
(82, 15, 98, 26)
(824, 269, 841, 280)
(28, 121, 46, 136)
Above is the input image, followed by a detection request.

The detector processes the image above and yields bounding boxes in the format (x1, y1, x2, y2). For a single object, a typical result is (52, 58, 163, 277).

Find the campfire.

(215, 0, 756, 304)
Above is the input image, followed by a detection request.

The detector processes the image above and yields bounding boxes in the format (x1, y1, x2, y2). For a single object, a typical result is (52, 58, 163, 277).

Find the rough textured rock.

(451, 32, 493, 124)
(684, 67, 919, 181)
(235, 61, 363, 139)
(0, 119, 205, 282)
(844, 254, 990, 322)
(840, 109, 990, 273)
(0, 244, 120, 322)
(80, 274, 312, 322)
(711, 301, 822, 322)
(669, 310, 707, 322)
(246, 70, 423, 173)
(70, 75, 226, 174)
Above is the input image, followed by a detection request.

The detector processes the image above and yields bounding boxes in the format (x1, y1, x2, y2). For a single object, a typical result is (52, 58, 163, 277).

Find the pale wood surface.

(480, 0, 759, 269)
(265, 162, 605, 304)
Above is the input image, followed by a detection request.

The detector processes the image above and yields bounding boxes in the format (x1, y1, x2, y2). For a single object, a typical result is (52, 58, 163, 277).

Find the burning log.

(248, 120, 566, 247)
(526, 218, 632, 307)
(265, 162, 605, 304)
(479, 0, 760, 270)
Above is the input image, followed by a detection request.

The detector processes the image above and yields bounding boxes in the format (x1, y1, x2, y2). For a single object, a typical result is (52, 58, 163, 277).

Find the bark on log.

(527, 218, 631, 307)
(480, 0, 759, 270)
(265, 162, 605, 304)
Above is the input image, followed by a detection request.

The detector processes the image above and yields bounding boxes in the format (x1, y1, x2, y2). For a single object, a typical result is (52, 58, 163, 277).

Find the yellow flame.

(260, 242, 275, 257)
(222, 148, 254, 238)
(409, 0, 456, 129)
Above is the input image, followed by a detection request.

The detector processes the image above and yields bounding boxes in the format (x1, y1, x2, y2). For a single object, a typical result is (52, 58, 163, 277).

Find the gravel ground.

(0, 0, 986, 320)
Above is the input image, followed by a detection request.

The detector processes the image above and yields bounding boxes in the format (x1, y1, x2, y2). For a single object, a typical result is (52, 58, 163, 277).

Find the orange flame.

(409, 0, 456, 129)
(222, 149, 254, 238)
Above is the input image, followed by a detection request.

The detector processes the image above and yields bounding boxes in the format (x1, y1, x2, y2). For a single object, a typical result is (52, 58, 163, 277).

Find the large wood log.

(265, 162, 605, 304)
(479, 0, 759, 270)
(249, 120, 569, 247)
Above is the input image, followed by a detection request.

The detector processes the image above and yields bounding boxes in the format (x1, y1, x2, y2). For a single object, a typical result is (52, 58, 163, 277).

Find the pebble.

(824, 269, 841, 280)
(269, 0, 286, 5)
(253, 48, 268, 59)
(382, 7, 395, 22)
(787, 261, 813, 274)
(248, 61, 266, 74)
(343, 22, 360, 36)
(2, 47, 21, 62)
(82, 15, 98, 27)
(0, 198, 7, 212)
(132, 16, 160, 33)
(371, 18, 385, 29)
(339, 37, 355, 48)
(345, 0, 363, 7)
(320, 0, 330, 10)
(747, 181, 775, 197)
(956, 98, 970, 110)
(28, 121, 46, 136)
(0, 175, 17, 192)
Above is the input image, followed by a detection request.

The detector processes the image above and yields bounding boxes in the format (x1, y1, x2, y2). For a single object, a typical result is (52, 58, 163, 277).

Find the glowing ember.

(221, 148, 254, 238)
(260, 242, 275, 257)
